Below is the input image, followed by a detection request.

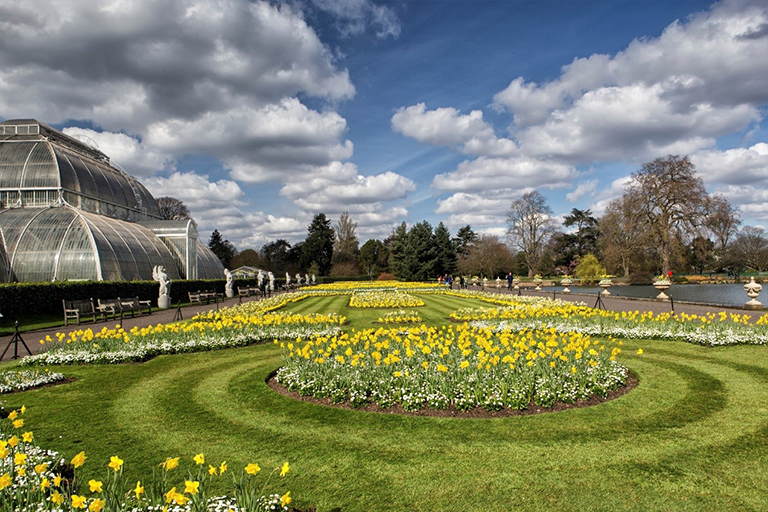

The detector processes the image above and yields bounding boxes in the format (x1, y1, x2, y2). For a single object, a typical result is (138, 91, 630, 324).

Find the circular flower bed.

(276, 325, 628, 412)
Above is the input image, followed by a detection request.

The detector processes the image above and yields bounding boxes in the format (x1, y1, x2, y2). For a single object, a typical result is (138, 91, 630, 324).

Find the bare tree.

(628, 155, 709, 274)
(706, 194, 741, 258)
(506, 191, 556, 277)
(458, 234, 514, 278)
(727, 226, 768, 272)
(600, 193, 649, 277)
(157, 197, 191, 220)
(333, 211, 359, 263)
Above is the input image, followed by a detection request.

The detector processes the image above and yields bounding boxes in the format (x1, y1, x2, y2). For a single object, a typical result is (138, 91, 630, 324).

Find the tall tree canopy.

(208, 229, 236, 268)
(506, 191, 556, 277)
(157, 197, 191, 221)
(627, 155, 709, 275)
(359, 239, 389, 279)
(333, 211, 359, 263)
(301, 213, 335, 275)
(452, 225, 477, 256)
(433, 222, 458, 277)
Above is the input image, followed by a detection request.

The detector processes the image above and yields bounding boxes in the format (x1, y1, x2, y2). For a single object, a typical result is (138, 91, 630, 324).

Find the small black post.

(593, 292, 606, 310)
(0, 321, 32, 360)
(553, 290, 556, 301)
(517, 287, 522, 296)
(670, 295, 675, 314)
(173, 303, 183, 322)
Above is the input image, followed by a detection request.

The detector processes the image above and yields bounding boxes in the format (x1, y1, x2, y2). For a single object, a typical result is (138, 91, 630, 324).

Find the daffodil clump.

(348, 291, 426, 309)
(276, 324, 627, 411)
(0, 408, 293, 512)
(24, 299, 345, 366)
(462, 303, 768, 346)
(306, 281, 443, 292)
(377, 310, 423, 324)
(0, 369, 65, 393)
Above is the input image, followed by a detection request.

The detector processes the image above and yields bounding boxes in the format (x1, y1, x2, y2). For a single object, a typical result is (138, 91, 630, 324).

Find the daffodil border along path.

(3, 284, 768, 511)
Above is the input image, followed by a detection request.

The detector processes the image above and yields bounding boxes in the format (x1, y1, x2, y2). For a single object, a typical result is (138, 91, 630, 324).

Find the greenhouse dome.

(0, 119, 225, 282)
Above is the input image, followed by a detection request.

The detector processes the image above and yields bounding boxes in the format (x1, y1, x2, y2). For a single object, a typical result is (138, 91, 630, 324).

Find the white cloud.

(432, 156, 575, 192)
(61, 127, 173, 177)
(392, 103, 518, 157)
(566, 179, 598, 203)
(693, 142, 768, 185)
(141, 171, 246, 211)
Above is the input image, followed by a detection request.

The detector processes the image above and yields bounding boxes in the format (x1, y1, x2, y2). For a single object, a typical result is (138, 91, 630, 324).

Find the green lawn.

(4, 294, 768, 511)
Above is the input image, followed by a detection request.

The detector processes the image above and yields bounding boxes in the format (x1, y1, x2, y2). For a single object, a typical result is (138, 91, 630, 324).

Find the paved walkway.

(2, 286, 765, 363)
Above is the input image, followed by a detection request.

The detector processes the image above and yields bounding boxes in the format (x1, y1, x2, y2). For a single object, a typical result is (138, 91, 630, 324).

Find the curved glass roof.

(0, 206, 180, 282)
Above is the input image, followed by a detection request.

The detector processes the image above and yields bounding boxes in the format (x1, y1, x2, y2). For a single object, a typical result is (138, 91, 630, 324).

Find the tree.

(458, 234, 514, 278)
(229, 248, 265, 269)
(433, 222, 458, 277)
(599, 194, 650, 277)
(452, 225, 477, 256)
(208, 229, 236, 268)
(506, 191, 557, 277)
(388, 222, 409, 278)
(402, 221, 436, 281)
(706, 195, 740, 260)
(574, 253, 606, 285)
(359, 239, 389, 279)
(684, 236, 715, 274)
(301, 213, 335, 275)
(261, 239, 292, 274)
(627, 155, 709, 274)
(726, 227, 768, 272)
(157, 197, 191, 220)
(333, 211, 359, 264)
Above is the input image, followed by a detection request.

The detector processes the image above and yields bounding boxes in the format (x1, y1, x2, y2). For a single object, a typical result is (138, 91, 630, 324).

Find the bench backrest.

(63, 298, 95, 314)
(98, 298, 121, 310)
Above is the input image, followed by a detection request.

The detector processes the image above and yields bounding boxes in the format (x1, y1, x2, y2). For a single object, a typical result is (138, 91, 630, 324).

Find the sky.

(1, 0, 766, 249)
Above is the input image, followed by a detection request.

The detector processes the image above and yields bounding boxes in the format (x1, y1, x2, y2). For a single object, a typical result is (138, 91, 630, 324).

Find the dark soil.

(267, 372, 638, 418)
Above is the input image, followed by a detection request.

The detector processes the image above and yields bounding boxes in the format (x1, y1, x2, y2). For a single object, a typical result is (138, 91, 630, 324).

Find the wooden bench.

(189, 291, 202, 305)
(120, 297, 151, 317)
(237, 286, 250, 297)
(63, 298, 97, 326)
(97, 298, 122, 322)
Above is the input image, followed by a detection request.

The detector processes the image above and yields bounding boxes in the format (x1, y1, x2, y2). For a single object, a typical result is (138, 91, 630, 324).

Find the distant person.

(507, 272, 514, 290)
(446, 274, 453, 290)
(459, 275, 465, 289)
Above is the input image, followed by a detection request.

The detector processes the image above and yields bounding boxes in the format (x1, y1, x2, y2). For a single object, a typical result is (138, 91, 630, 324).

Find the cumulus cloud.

(392, 103, 518, 157)
(566, 179, 598, 203)
(692, 142, 768, 185)
(61, 127, 173, 177)
(432, 156, 575, 192)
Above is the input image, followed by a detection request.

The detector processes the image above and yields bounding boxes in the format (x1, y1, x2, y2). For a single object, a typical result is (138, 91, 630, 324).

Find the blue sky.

(1, 0, 766, 248)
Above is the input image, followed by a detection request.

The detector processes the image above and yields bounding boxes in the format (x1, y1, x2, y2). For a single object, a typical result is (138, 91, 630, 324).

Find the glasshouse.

(0, 119, 224, 282)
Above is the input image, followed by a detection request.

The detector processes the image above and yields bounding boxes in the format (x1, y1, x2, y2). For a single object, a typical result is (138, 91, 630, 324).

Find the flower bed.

(377, 310, 423, 324)
(22, 301, 345, 366)
(0, 407, 293, 512)
(276, 324, 627, 411)
(348, 291, 425, 309)
(0, 369, 66, 394)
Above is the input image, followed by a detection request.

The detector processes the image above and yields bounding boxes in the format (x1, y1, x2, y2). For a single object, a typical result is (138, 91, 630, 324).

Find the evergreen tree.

(452, 225, 477, 256)
(404, 221, 436, 281)
(208, 229, 236, 268)
(433, 222, 458, 276)
(301, 213, 335, 275)
(389, 222, 409, 278)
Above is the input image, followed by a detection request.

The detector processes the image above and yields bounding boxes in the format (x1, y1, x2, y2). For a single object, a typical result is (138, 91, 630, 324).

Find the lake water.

(540, 283, 758, 307)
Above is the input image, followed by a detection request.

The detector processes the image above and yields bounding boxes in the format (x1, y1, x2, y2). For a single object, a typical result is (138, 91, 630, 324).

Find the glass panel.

(0, 141, 35, 188)
(56, 216, 98, 281)
(54, 148, 79, 192)
(22, 142, 58, 188)
(196, 242, 224, 279)
(11, 208, 72, 282)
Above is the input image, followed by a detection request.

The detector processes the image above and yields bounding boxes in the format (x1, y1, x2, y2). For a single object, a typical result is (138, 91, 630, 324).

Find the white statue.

(152, 265, 171, 309)
(296, 273, 302, 286)
(268, 271, 275, 291)
(224, 268, 234, 298)
(305, 273, 310, 286)
(257, 270, 264, 287)
(285, 272, 291, 286)
(311, 274, 316, 285)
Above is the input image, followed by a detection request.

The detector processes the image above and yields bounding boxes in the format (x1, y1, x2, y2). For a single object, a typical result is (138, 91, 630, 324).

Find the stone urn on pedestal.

(533, 276, 542, 291)
(743, 277, 763, 309)
(561, 276, 573, 294)
(653, 278, 671, 301)
(598, 277, 612, 296)
(512, 277, 520, 291)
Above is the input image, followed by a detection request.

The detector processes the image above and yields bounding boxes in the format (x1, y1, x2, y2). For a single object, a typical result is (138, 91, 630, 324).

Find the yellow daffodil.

(12, 419, 23, 429)
(281, 491, 292, 507)
(71, 451, 87, 468)
(51, 490, 64, 505)
(34, 463, 48, 474)
(14, 453, 27, 466)
(161, 457, 180, 471)
(108, 455, 123, 472)
(245, 463, 261, 475)
(184, 480, 200, 495)
(54, 474, 63, 487)
(71, 495, 87, 509)
(8, 410, 17, 420)
(0, 473, 11, 490)
(22, 431, 33, 443)
(40, 478, 50, 490)
(219, 461, 228, 474)
(193, 453, 205, 465)
(280, 462, 290, 477)
(88, 479, 103, 493)
(134, 481, 144, 499)
(208, 465, 217, 476)
(637, 348, 644, 355)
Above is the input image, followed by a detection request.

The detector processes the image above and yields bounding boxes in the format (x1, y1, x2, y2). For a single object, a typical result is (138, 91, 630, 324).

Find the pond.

(540, 283, 758, 307)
